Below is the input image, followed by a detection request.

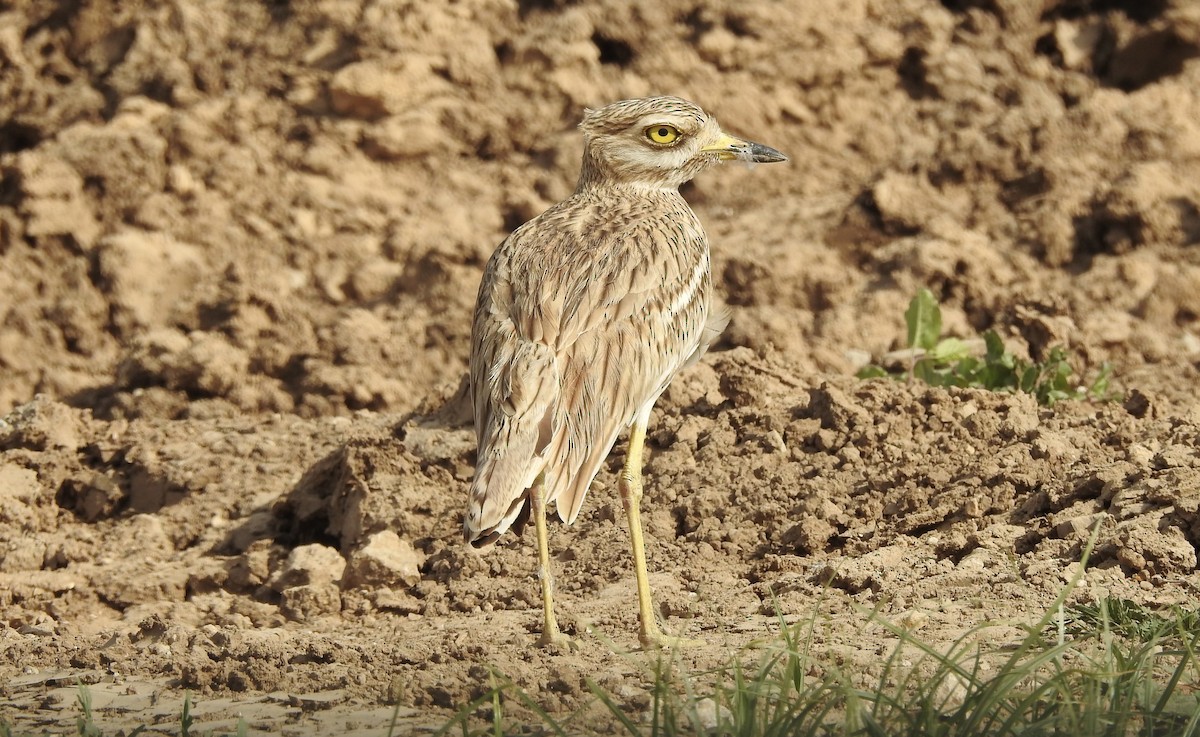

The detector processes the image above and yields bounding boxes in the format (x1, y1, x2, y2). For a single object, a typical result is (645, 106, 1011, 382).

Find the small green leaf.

(912, 359, 939, 386)
(952, 356, 980, 380)
(1019, 365, 1040, 393)
(856, 365, 890, 379)
(983, 331, 1005, 361)
(905, 288, 942, 351)
(930, 337, 971, 362)
(1088, 362, 1114, 399)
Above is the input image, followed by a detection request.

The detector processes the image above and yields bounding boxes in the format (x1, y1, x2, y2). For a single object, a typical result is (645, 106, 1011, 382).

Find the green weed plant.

(858, 289, 1115, 406)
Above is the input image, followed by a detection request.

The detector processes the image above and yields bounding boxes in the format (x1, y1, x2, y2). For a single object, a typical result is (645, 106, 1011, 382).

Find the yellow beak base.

(701, 133, 788, 163)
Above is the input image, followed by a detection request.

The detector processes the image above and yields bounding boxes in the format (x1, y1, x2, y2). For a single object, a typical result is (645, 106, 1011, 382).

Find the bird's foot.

(639, 627, 704, 650)
(537, 628, 580, 651)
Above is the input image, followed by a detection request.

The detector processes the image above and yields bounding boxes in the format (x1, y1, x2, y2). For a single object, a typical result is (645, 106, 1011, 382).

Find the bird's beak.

(701, 133, 788, 163)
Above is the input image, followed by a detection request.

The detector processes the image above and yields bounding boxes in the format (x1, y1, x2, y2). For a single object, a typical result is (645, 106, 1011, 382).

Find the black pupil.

(657, 128, 669, 137)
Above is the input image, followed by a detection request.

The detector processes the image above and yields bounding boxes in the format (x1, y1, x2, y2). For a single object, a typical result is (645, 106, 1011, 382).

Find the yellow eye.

(645, 124, 681, 145)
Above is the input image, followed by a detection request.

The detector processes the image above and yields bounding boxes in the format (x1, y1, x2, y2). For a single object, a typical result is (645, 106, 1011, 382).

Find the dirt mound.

(2, 0, 1199, 732)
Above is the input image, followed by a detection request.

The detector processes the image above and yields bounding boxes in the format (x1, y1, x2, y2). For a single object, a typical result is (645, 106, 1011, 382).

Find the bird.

(463, 96, 787, 649)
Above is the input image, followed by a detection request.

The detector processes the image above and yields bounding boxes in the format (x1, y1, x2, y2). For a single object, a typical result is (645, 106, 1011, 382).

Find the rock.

(362, 111, 445, 160)
(1052, 18, 1106, 71)
(57, 472, 125, 522)
(328, 57, 449, 120)
(1053, 512, 1108, 541)
(118, 329, 251, 397)
(1154, 444, 1198, 470)
(168, 333, 251, 396)
(127, 468, 169, 514)
(372, 588, 423, 615)
(270, 544, 346, 592)
(0, 538, 46, 573)
(0, 462, 42, 531)
(95, 230, 205, 334)
(1, 396, 85, 452)
(1031, 431, 1081, 464)
(896, 608, 931, 631)
(1123, 389, 1154, 419)
(693, 697, 732, 732)
(872, 171, 950, 233)
(346, 530, 424, 588)
(1116, 519, 1197, 576)
(280, 583, 342, 621)
(55, 104, 170, 215)
(9, 151, 101, 248)
(226, 539, 275, 591)
(780, 515, 835, 554)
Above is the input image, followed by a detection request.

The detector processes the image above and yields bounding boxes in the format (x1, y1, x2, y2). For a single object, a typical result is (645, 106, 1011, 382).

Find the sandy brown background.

(2, 0, 1199, 733)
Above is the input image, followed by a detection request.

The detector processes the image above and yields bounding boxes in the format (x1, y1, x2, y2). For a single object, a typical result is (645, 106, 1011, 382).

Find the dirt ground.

(2, 0, 1200, 733)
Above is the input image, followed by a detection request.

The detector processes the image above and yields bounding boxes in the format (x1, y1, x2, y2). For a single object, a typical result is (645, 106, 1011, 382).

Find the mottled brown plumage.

(463, 96, 786, 648)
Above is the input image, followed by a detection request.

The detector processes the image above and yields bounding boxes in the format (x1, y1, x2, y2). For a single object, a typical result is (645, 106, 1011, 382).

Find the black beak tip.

(750, 143, 788, 163)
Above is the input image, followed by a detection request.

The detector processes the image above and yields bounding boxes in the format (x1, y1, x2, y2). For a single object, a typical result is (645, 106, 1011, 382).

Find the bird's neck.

(575, 148, 683, 196)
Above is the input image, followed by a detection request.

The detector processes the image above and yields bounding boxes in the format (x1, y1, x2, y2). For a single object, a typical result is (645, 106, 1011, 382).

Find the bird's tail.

(463, 435, 547, 547)
(682, 303, 731, 369)
(463, 344, 557, 547)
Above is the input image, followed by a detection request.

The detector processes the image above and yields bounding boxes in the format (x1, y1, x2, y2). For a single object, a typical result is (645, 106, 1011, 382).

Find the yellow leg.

(619, 414, 703, 649)
(531, 476, 576, 649)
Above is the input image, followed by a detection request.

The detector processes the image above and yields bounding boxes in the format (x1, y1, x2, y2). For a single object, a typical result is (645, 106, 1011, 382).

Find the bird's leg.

(531, 475, 576, 649)
(619, 415, 703, 649)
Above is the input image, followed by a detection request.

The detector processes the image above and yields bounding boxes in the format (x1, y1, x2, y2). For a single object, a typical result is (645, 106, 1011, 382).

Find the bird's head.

(577, 96, 787, 191)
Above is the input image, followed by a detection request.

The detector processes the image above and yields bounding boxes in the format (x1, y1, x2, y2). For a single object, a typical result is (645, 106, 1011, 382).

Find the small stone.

(1154, 445, 1196, 470)
(780, 515, 835, 555)
(1126, 443, 1155, 468)
(226, 540, 274, 590)
(0, 463, 39, 502)
(962, 497, 983, 518)
(1116, 546, 1147, 572)
(2, 396, 83, 451)
(693, 697, 732, 732)
(128, 469, 167, 514)
(346, 530, 425, 588)
(58, 472, 125, 522)
(896, 609, 931, 631)
(270, 544, 346, 592)
(1054, 513, 1107, 541)
(935, 673, 971, 710)
(1123, 389, 1154, 419)
(373, 588, 423, 615)
(280, 583, 341, 621)
(956, 548, 991, 571)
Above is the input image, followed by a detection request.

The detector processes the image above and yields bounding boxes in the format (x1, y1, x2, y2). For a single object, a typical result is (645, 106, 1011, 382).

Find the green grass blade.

(585, 679, 643, 737)
(489, 671, 502, 737)
(431, 683, 510, 737)
(182, 693, 192, 737)
(500, 671, 571, 737)
(385, 699, 403, 737)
